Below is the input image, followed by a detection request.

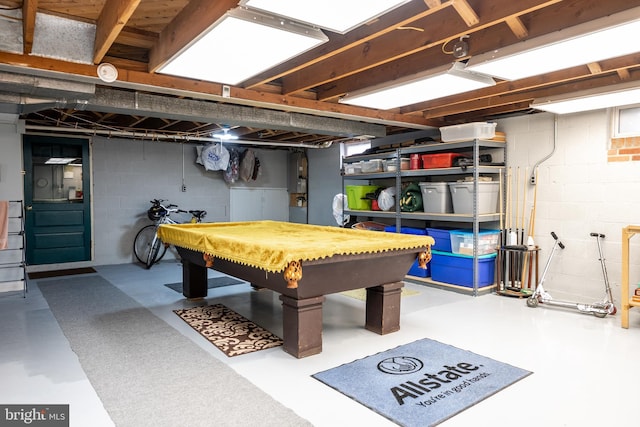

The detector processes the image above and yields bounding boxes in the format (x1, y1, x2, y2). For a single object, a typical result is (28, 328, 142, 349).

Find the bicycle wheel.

(145, 234, 164, 269)
(133, 225, 167, 264)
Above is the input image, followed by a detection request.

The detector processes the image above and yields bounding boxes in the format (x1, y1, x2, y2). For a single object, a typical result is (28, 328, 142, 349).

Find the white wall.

(497, 111, 640, 302)
(0, 114, 23, 200)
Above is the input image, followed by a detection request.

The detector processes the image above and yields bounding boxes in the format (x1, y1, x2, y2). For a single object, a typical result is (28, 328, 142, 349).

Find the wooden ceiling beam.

(93, 0, 141, 64)
(243, 1, 444, 89)
(22, 0, 37, 54)
(414, 53, 640, 117)
(281, 0, 560, 95)
(317, 0, 633, 102)
(451, 0, 479, 27)
(505, 16, 528, 39)
(420, 66, 640, 119)
(0, 51, 433, 128)
(147, 0, 237, 73)
(423, 0, 442, 8)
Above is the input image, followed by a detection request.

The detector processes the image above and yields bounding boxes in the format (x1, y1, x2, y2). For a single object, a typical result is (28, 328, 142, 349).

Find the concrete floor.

(2, 260, 640, 426)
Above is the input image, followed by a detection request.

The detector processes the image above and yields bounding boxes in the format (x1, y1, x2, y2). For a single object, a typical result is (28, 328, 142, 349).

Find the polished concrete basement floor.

(2, 260, 640, 427)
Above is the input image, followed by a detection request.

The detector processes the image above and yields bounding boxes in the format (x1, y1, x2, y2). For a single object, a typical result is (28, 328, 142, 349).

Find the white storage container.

(448, 181, 499, 214)
(419, 182, 452, 213)
(440, 122, 497, 142)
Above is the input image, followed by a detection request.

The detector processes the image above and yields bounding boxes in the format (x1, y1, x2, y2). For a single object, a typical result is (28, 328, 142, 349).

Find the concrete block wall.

(92, 136, 287, 265)
(498, 111, 640, 302)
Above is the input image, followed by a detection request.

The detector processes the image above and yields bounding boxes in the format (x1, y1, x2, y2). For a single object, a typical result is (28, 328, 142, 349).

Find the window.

(613, 104, 640, 137)
(340, 140, 371, 158)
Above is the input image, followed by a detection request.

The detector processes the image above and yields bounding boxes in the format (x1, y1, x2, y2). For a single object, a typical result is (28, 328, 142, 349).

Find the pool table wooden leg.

(365, 281, 404, 335)
(279, 295, 325, 358)
(182, 260, 208, 299)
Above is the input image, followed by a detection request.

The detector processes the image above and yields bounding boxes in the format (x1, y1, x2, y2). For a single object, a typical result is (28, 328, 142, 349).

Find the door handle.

(26, 205, 32, 210)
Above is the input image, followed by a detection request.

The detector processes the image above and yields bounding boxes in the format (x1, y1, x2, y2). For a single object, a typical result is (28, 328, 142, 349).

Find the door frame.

(23, 134, 92, 265)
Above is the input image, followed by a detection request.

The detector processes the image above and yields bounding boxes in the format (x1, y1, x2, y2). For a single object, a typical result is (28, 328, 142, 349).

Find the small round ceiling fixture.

(97, 63, 118, 83)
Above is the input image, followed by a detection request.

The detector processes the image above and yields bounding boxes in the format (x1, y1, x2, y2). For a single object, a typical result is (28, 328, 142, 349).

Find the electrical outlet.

(181, 184, 187, 192)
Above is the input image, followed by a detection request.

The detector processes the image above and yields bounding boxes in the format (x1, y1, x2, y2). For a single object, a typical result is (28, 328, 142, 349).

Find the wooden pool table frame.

(175, 246, 422, 358)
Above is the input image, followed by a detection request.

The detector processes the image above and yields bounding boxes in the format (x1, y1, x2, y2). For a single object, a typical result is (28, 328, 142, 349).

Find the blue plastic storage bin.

(384, 226, 427, 235)
(429, 250, 496, 288)
(407, 258, 430, 277)
(384, 226, 430, 277)
(426, 227, 455, 252)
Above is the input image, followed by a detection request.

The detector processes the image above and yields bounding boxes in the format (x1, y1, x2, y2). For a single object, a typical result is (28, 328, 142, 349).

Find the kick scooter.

(526, 232, 616, 318)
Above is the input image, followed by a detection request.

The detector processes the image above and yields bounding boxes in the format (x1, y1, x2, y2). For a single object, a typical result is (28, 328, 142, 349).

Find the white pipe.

(24, 125, 332, 148)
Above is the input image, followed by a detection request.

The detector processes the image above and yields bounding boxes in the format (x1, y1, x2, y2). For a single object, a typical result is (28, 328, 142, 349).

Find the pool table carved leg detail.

(279, 295, 325, 358)
(365, 281, 404, 335)
(283, 260, 302, 288)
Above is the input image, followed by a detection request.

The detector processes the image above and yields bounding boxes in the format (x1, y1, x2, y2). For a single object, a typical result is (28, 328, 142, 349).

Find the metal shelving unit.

(342, 139, 506, 296)
(0, 200, 27, 297)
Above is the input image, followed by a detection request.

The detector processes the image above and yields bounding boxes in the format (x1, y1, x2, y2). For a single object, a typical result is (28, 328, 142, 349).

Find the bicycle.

(133, 199, 206, 269)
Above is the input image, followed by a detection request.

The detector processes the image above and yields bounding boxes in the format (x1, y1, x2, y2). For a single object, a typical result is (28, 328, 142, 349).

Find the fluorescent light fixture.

(240, 0, 410, 34)
(467, 7, 640, 81)
(45, 158, 77, 164)
(339, 62, 495, 110)
(531, 82, 640, 115)
(157, 8, 328, 86)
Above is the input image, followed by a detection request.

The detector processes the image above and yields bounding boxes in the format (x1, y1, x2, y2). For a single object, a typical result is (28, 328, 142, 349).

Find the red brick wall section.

(609, 137, 640, 162)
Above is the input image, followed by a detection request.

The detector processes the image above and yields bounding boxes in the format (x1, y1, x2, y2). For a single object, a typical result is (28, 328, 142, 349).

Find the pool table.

(157, 221, 433, 358)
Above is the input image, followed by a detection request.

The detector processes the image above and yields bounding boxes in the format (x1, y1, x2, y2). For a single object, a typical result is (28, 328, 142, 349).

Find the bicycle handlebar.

(148, 199, 205, 221)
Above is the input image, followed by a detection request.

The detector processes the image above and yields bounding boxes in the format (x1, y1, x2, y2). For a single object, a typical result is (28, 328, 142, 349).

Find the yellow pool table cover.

(157, 220, 434, 273)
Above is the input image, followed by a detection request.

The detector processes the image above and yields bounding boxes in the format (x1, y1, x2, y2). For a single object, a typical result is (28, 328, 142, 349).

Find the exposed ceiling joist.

(0, 0, 638, 144)
(93, 0, 141, 63)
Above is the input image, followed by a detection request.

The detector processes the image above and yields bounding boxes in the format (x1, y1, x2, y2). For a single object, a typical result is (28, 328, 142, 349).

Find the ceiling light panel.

(240, 0, 411, 34)
(531, 82, 640, 115)
(157, 8, 328, 86)
(340, 63, 495, 110)
(467, 8, 640, 81)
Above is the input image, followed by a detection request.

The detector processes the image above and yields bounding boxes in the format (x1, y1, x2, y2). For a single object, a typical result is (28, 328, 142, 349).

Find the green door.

(23, 135, 91, 265)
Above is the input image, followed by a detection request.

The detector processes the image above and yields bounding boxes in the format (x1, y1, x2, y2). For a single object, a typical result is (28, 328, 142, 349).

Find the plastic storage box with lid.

(429, 250, 496, 288)
(384, 226, 430, 277)
(439, 122, 497, 142)
(426, 227, 455, 252)
(346, 185, 379, 210)
(449, 229, 500, 255)
(421, 153, 466, 169)
(419, 182, 452, 213)
(361, 159, 384, 173)
(448, 180, 499, 214)
(343, 161, 362, 175)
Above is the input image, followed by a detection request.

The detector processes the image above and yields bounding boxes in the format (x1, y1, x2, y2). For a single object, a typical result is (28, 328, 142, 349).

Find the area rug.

(174, 304, 283, 357)
(313, 338, 532, 427)
(164, 276, 244, 293)
(340, 287, 420, 301)
(38, 275, 310, 427)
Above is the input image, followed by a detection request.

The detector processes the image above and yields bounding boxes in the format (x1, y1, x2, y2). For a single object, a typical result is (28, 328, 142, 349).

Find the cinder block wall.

(92, 136, 287, 265)
(498, 111, 640, 301)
